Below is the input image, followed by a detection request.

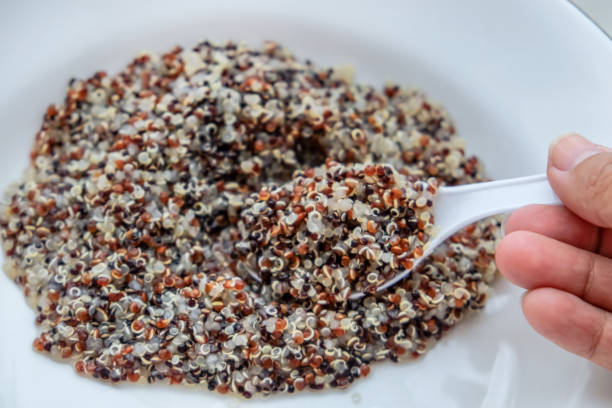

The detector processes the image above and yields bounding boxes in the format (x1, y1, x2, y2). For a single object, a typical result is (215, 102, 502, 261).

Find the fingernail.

(549, 133, 607, 171)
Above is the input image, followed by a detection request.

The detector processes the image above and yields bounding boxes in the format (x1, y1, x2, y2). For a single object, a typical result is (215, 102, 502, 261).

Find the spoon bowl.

(349, 173, 561, 299)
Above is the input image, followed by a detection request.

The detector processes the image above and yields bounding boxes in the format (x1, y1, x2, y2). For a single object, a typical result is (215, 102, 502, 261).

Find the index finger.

(505, 204, 600, 252)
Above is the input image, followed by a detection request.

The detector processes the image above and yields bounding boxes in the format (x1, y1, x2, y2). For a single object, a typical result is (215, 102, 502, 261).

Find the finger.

(547, 133, 612, 229)
(522, 287, 612, 370)
(505, 204, 600, 251)
(496, 231, 612, 311)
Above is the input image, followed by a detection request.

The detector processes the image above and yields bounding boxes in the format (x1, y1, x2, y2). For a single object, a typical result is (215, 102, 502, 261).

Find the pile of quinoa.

(236, 161, 439, 301)
(0, 40, 501, 397)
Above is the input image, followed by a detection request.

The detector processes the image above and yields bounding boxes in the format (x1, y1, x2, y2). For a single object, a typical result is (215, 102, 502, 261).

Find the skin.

(495, 133, 612, 369)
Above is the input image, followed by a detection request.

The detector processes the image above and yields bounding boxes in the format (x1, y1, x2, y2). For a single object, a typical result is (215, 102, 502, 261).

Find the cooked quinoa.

(236, 161, 439, 301)
(0, 40, 500, 397)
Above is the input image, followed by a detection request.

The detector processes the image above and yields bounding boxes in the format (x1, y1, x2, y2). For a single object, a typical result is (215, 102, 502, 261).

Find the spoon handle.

(434, 173, 561, 235)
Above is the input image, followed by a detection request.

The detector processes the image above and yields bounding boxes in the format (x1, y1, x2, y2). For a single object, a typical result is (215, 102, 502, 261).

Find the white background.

(0, 1, 611, 407)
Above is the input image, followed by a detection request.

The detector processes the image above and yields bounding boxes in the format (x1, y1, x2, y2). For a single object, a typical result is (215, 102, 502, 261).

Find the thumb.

(547, 133, 612, 228)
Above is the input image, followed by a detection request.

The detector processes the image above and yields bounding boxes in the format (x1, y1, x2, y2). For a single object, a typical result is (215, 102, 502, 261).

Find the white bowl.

(1, 1, 611, 407)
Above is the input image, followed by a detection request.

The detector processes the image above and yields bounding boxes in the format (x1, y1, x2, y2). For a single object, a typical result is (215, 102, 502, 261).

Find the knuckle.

(580, 253, 596, 300)
(586, 313, 609, 361)
(582, 157, 612, 226)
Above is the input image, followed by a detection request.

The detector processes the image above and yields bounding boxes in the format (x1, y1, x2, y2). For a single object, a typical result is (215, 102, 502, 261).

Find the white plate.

(1, 1, 611, 407)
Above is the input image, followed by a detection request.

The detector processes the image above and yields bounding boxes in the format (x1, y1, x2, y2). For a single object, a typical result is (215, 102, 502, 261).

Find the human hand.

(496, 133, 612, 369)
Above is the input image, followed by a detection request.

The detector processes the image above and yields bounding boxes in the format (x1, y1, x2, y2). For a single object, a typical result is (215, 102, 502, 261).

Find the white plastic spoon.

(349, 174, 561, 299)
